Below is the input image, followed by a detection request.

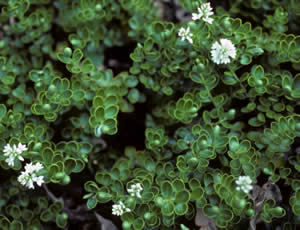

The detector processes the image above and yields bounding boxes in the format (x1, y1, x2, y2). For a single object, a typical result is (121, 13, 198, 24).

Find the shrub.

(0, 0, 299, 229)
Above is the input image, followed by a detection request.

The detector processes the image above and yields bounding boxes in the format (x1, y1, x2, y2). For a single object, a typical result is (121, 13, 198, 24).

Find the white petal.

(36, 176, 44, 186)
(18, 156, 24, 161)
(5, 157, 14, 166)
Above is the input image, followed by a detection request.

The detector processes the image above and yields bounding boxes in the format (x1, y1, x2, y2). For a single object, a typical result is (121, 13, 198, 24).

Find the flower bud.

(63, 47, 72, 57)
(122, 221, 131, 230)
(155, 196, 164, 207)
(187, 157, 198, 168)
(62, 175, 70, 184)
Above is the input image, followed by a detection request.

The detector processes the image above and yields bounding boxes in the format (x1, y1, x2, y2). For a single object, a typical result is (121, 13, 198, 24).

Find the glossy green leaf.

(0, 104, 6, 120)
(161, 181, 173, 199)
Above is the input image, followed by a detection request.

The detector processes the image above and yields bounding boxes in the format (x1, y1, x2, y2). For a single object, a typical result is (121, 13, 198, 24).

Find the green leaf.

(180, 224, 190, 230)
(173, 179, 185, 192)
(104, 106, 118, 119)
(93, 96, 104, 108)
(6, 205, 21, 219)
(22, 209, 33, 221)
(190, 188, 204, 200)
(81, 58, 94, 73)
(95, 173, 112, 186)
(95, 107, 105, 122)
(175, 190, 190, 203)
(161, 181, 173, 199)
(229, 136, 239, 152)
(64, 158, 76, 174)
(87, 197, 97, 209)
(240, 54, 252, 65)
(102, 119, 117, 135)
(0, 104, 6, 120)
(49, 202, 63, 214)
(125, 75, 138, 88)
(111, 180, 124, 195)
(128, 88, 140, 104)
(37, 197, 48, 209)
(40, 209, 52, 222)
(57, 47, 72, 64)
(42, 148, 54, 165)
(9, 220, 23, 230)
(72, 159, 85, 173)
(72, 49, 83, 63)
(56, 213, 68, 228)
(253, 65, 264, 79)
(84, 181, 99, 193)
(161, 202, 174, 216)
(175, 203, 188, 215)
(133, 218, 145, 230)
(0, 215, 10, 229)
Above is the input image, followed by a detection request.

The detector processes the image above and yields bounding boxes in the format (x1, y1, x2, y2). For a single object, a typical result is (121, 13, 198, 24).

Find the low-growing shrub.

(0, 0, 299, 229)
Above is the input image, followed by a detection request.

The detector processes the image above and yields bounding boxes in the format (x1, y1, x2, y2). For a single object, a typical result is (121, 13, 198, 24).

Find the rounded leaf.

(161, 181, 173, 198)
(95, 107, 105, 122)
(161, 202, 174, 216)
(87, 197, 97, 209)
(175, 203, 188, 216)
(0, 104, 7, 120)
(56, 213, 68, 228)
(104, 105, 118, 119)
(175, 190, 190, 203)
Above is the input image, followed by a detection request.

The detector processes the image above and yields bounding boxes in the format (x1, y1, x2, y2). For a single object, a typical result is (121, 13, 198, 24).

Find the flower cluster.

(112, 201, 131, 216)
(211, 39, 237, 64)
(178, 27, 193, 44)
(3, 143, 27, 167)
(177, 1, 237, 65)
(127, 183, 143, 198)
(236, 176, 253, 193)
(192, 2, 214, 24)
(18, 162, 45, 189)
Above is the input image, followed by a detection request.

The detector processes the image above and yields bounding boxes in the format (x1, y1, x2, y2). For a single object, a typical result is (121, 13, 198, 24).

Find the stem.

(199, 73, 217, 108)
(94, 212, 118, 230)
(43, 184, 95, 222)
(43, 184, 63, 203)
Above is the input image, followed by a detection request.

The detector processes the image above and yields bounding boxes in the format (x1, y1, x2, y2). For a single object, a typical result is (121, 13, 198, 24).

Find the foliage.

(0, 0, 299, 229)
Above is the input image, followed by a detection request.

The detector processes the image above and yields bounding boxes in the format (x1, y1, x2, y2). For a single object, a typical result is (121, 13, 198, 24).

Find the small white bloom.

(3, 143, 27, 167)
(5, 156, 15, 167)
(127, 183, 143, 198)
(35, 176, 45, 186)
(18, 162, 44, 189)
(211, 39, 237, 64)
(236, 176, 253, 193)
(18, 171, 34, 189)
(16, 143, 28, 153)
(178, 26, 193, 44)
(192, 2, 214, 24)
(25, 162, 43, 173)
(192, 9, 202, 21)
(112, 201, 131, 216)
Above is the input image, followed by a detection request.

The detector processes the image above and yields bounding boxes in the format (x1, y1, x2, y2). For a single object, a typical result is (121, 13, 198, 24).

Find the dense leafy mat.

(0, 0, 299, 229)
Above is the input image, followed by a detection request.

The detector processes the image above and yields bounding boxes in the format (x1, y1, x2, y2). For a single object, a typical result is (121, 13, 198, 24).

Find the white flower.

(3, 143, 27, 167)
(127, 183, 143, 198)
(178, 26, 193, 44)
(24, 162, 43, 173)
(18, 162, 44, 189)
(112, 201, 131, 216)
(192, 2, 214, 24)
(18, 171, 34, 189)
(236, 176, 253, 193)
(211, 39, 237, 64)
(16, 143, 28, 153)
(35, 175, 45, 186)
